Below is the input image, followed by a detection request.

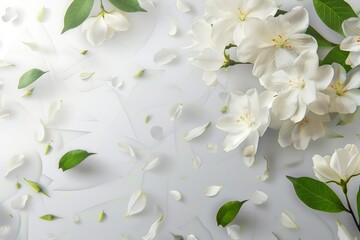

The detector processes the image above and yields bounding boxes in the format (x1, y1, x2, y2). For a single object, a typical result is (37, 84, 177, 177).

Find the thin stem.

(342, 184, 360, 232)
(100, 0, 105, 11)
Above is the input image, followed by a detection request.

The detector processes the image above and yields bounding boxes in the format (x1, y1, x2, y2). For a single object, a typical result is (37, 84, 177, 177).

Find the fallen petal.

(169, 190, 182, 201)
(142, 214, 163, 240)
(250, 190, 268, 205)
(226, 224, 241, 240)
(154, 48, 177, 65)
(11, 194, 30, 210)
(183, 121, 211, 141)
(205, 185, 223, 197)
(142, 152, 160, 171)
(281, 211, 299, 229)
(4, 154, 25, 177)
(126, 190, 147, 216)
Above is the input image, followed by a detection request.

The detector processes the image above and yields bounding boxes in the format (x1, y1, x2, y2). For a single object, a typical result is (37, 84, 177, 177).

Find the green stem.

(100, 0, 105, 11)
(342, 184, 360, 232)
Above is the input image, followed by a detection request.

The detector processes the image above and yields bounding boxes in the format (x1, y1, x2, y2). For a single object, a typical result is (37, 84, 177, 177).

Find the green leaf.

(39, 214, 60, 221)
(305, 26, 336, 48)
(59, 150, 95, 171)
(62, 0, 95, 34)
(357, 185, 360, 221)
(18, 69, 47, 89)
(98, 210, 106, 222)
(313, 0, 357, 35)
(109, 0, 146, 12)
(216, 200, 247, 227)
(321, 45, 351, 72)
(287, 176, 347, 213)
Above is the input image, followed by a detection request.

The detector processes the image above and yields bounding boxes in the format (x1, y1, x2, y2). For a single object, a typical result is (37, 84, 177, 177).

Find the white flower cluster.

(187, 0, 360, 166)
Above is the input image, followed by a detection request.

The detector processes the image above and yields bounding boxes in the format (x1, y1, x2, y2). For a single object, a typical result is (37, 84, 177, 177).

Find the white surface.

(0, 0, 360, 239)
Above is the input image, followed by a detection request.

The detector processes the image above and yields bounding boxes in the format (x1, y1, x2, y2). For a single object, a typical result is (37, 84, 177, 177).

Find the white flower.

(216, 89, 274, 166)
(82, 10, 130, 46)
(205, 0, 278, 47)
(260, 51, 333, 122)
(190, 48, 225, 71)
(324, 63, 360, 114)
(278, 112, 330, 150)
(340, 17, 360, 68)
(237, 7, 318, 77)
(185, 17, 214, 51)
(337, 220, 358, 240)
(313, 144, 360, 184)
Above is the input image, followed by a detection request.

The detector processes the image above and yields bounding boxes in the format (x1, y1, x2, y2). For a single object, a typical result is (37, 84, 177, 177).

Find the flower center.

(331, 81, 347, 96)
(272, 35, 291, 49)
(299, 117, 309, 127)
(289, 77, 305, 89)
(236, 112, 254, 127)
(238, 8, 248, 21)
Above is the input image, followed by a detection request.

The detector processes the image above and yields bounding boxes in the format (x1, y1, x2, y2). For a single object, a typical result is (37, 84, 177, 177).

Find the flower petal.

(341, 36, 360, 52)
(104, 12, 129, 32)
(176, 0, 191, 13)
(46, 100, 62, 124)
(183, 121, 211, 141)
(169, 103, 183, 121)
(205, 185, 223, 197)
(35, 120, 46, 142)
(85, 16, 107, 46)
(126, 190, 147, 216)
(281, 211, 299, 229)
(11, 194, 30, 210)
(226, 224, 241, 240)
(342, 17, 360, 36)
(250, 190, 268, 205)
(169, 190, 182, 201)
(192, 156, 202, 169)
(142, 152, 160, 171)
(202, 71, 218, 87)
(336, 220, 357, 240)
(4, 154, 25, 177)
(142, 215, 164, 240)
(154, 48, 177, 65)
(118, 142, 136, 158)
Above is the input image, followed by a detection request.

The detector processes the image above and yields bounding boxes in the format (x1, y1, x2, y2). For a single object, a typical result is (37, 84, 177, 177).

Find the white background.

(0, 0, 360, 239)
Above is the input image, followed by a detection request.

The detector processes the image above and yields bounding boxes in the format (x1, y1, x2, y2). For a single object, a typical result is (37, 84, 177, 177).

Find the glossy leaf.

(287, 176, 347, 213)
(18, 69, 47, 89)
(216, 200, 247, 227)
(62, 0, 95, 33)
(58, 150, 95, 171)
(313, 0, 356, 35)
(321, 45, 351, 72)
(109, 0, 146, 12)
(305, 26, 336, 47)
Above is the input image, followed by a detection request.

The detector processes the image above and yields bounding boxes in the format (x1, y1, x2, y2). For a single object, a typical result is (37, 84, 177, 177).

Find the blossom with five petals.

(237, 7, 318, 77)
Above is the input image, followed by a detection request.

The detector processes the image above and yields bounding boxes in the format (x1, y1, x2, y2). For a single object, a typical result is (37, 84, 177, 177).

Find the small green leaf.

(98, 210, 106, 222)
(287, 176, 347, 213)
(321, 45, 351, 72)
(313, 0, 357, 35)
(221, 105, 228, 113)
(59, 149, 95, 171)
(24, 178, 50, 197)
(15, 181, 21, 189)
(109, 0, 146, 12)
(145, 115, 151, 124)
(62, 0, 95, 34)
(357, 185, 360, 221)
(39, 214, 60, 221)
(18, 69, 47, 89)
(134, 69, 145, 78)
(80, 50, 88, 55)
(305, 26, 336, 48)
(216, 200, 247, 227)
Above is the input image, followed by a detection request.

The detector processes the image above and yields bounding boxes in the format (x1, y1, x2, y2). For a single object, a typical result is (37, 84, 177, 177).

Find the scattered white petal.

(22, 41, 39, 51)
(4, 154, 25, 177)
(226, 224, 241, 240)
(126, 190, 147, 216)
(73, 214, 80, 223)
(176, 0, 191, 13)
(187, 234, 198, 240)
(207, 144, 217, 154)
(169, 21, 178, 36)
(336, 220, 357, 240)
(80, 72, 95, 80)
(142, 152, 160, 171)
(0, 110, 10, 120)
(142, 214, 163, 240)
(169, 103, 183, 121)
(281, 211, 300, 229)
(110, 77, 124, 89)
(192, 157, 202, 169)
(118, 142, 136, 158)
(46, 100, 62, 124)
(183, 121, 211, 141)
(257, 156, 269, 182)
(250, 191, 268, 205)
(169, 190, 182, 201)
(202, 71, 218, 87)
(154, 48, 177, 65)
(205, 185, 223, 197)
(2, 7, 18, 22)
(11, 194, 30, 210)
(0, 60, 15, 67)
(37, 6, 46, 22)
(0, 225, 10, 237)
(35, 120, 46, 142)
